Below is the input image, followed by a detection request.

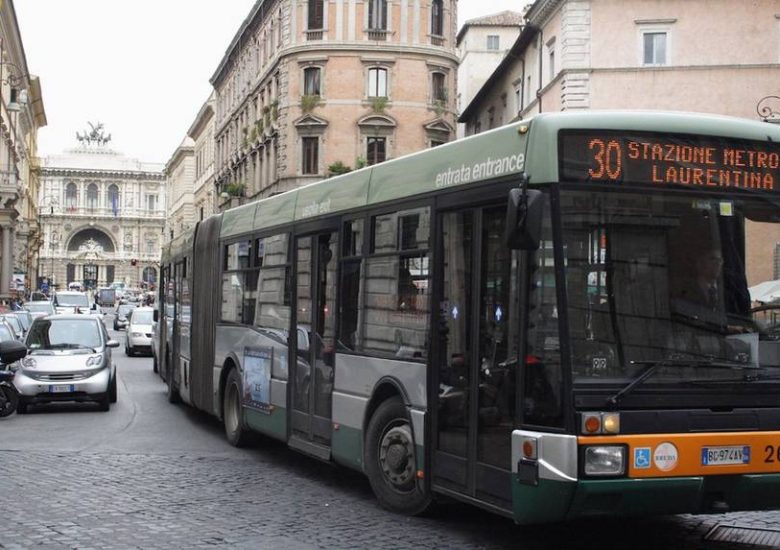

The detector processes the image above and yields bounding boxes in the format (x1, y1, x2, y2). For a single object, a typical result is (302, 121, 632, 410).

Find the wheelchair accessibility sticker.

(634, 447, 651, 469)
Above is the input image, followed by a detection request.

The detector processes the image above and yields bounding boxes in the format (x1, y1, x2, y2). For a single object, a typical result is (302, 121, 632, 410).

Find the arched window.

(65, 182, 78, 210)
(143, 266, 157, 284)
(431, 0, 443, 36)
(107, 184, 120, 216)
(87, 183, 98, 210)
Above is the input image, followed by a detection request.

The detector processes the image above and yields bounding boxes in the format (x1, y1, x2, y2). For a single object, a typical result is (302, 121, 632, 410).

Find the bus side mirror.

(505, 188, 543, 250)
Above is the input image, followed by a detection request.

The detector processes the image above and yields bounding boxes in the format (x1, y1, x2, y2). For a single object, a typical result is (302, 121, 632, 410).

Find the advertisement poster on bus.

(243, 346, 271, 412)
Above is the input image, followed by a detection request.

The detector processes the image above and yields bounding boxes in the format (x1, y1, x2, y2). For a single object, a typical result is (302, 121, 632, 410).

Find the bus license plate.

(702, 446, 750, 466)
(49, 384, 74, 393)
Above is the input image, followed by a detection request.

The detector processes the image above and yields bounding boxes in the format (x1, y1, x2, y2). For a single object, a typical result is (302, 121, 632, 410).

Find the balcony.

(366, 29, 389, 41)
(306, 29, 323, 41)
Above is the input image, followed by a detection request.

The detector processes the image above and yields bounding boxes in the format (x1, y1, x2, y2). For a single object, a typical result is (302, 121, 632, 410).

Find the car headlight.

(86, 354, 104, 367)
(21, 356, 36, 369)
(583, 446, 626, 477)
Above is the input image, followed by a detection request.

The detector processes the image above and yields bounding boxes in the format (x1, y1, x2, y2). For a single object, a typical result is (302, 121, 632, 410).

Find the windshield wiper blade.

(606, 358, 759, 405)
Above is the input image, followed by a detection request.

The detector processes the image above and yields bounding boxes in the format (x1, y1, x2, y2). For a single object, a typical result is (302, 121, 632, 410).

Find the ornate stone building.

(1, 0, 47, 298)
(210, 0, 459, 206)
(37, 125, 165, 291)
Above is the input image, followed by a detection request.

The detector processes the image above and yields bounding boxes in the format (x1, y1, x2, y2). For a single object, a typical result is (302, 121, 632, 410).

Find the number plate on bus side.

(49, 385, 74, 393)
(701, 446, 750, 466)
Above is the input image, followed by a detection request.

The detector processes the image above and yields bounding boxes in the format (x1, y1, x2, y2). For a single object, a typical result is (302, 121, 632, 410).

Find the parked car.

(125, 307, 153, 356)
(24, 300, 56, 320)
(0, 320, 17, 343)
(14, 315, 119, 413)
(0, 314, 25, 340)
(10, 311, 33, 334)
(113, 304, 136, 331)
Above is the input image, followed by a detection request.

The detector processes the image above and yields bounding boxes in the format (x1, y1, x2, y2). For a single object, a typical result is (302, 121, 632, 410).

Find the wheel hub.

(379, 425, 415, 487)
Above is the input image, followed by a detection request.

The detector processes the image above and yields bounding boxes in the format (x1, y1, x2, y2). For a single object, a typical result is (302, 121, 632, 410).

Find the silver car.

(24, 300, 55, 320)
(125, 307, 153, 356)
(14, 315, 119, 413)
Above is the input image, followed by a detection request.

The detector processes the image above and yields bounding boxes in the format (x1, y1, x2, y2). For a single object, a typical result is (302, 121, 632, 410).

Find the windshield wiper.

(606, 358, 759, 406)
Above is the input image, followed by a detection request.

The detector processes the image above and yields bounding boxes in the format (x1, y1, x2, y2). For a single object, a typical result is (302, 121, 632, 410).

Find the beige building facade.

(211, 0, 459, 205)
(1, 0, 47, 297)
(38, 132, 165, 291)
(459, 0, 780, 286)
(189, 92, 217, 221)
(164, 137, 195, 240)
(455, 10, 523, 137)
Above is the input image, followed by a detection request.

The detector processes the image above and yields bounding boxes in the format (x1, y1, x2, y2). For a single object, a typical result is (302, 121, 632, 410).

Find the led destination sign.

(560, 131, 780, 191)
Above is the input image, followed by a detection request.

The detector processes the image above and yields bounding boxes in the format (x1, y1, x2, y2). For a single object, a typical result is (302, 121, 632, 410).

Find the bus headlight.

(583, 446, 626, 477)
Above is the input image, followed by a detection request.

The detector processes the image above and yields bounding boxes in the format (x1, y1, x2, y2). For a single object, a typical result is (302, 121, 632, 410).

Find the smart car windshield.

(132, 310, 153, 324)
(26, 319, 102, 351)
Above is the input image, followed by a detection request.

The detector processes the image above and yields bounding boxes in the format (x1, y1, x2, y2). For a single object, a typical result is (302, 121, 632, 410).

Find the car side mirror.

(153, 309, 159, 323)
(505, 187, 543, 250)
(0, 339, 26, 363)
(106, 340, 120, 348)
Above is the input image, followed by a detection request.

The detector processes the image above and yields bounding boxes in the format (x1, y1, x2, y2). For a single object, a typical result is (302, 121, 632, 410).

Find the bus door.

(432, 203, 517, 511)
(290, 229, 338, 457)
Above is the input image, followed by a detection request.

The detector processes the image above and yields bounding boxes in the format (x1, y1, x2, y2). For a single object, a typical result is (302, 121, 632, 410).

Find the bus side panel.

(331, 354, 426, 471)
(213, 323, 289, 440)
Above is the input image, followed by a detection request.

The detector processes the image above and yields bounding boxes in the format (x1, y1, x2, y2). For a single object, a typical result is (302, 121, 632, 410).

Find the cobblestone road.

(1, 326, 779, 549)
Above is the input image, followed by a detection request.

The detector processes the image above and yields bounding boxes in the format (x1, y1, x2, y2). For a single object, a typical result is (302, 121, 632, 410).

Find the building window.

(368, 67, 388, 97)
(367, 137, 386, 165)
(368, 0, 387, 30)
(304, 67, 321, 96)
(308, 0, 323, 29)
(107, 184, 120, 216)
(642, 31, 668, 65)
(430, 140, 444, 148)
(302, 136, 319, 174)
(146, 194, 157, 211)
(547, 38, 556, 80)
(146, 240, 155, 255)
(431, 0, 443, 36)
(65, 182, 78, 210)
(87, 183, 98, 210)
(515, 83, 523, 113)
(431, 72, 446, 103)
(487, 35, 500, 50)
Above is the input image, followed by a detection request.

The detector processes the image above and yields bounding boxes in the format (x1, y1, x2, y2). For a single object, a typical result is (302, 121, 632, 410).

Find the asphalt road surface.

(0, 317, 777, 549)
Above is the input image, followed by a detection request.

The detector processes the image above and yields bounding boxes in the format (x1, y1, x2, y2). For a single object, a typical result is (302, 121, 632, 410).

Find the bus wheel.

(223, 368, 250, 447)
(166, 358, 180, 404)
(365, 397, 431, 515)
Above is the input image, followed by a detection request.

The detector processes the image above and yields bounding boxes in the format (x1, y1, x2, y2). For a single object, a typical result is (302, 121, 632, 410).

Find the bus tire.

(166, 358, 180, 404)
(223, 368, 251, 447)
(364, 397, 431, 515)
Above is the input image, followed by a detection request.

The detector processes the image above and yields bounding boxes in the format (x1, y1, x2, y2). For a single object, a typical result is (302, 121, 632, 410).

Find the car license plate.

(49, 384, 74, 393)
(701, 445, 750, 466)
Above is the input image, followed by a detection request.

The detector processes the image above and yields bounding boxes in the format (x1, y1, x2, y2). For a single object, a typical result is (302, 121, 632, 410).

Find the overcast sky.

(15, 0, 519, 165)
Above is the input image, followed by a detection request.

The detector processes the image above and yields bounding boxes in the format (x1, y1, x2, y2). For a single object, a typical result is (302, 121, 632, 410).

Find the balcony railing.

(42, 205, 165, 219)
(366, 29, 389, 41)
(306, 29, 323, 40)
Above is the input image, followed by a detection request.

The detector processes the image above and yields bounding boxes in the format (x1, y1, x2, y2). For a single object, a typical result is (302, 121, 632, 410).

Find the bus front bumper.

(512, 474, 780, 524)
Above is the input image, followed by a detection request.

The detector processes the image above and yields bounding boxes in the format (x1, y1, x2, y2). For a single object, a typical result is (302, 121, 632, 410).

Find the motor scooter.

(0, 367, 19, 417)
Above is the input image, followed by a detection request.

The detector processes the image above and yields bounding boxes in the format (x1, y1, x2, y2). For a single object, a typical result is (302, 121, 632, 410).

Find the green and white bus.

(158, 111, 780, 523)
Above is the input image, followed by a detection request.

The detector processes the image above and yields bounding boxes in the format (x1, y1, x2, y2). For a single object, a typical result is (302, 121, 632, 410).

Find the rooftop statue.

(76, 122, 112, 147)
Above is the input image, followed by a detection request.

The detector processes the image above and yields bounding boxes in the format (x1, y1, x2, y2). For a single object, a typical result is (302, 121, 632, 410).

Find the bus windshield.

(559, 189, 780, 385)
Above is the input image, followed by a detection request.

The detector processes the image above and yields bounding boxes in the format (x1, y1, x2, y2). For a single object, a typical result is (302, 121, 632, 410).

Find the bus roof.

(220, 110, 780, 239)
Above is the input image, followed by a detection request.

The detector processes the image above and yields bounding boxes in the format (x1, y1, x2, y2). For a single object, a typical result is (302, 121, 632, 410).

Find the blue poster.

(243, 346, 272, 413)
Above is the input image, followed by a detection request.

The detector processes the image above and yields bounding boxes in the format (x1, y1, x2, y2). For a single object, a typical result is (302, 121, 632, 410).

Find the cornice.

(40, 167, 165, 180)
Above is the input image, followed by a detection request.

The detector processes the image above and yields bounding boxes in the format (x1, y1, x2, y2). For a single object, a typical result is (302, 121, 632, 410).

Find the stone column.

(0, 225, 12, 298)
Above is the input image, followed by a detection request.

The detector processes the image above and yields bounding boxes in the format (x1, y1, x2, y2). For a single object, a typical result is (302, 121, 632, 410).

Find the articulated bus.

(158, 111, 780, 523)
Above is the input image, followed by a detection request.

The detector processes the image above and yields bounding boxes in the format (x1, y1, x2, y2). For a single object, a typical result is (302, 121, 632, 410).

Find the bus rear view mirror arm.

(505, 181, 543, 250)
